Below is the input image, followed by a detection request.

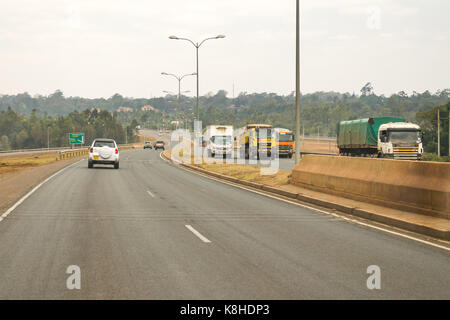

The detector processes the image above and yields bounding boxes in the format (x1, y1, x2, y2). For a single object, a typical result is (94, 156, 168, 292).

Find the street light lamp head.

(161, 72, 168, 75)
(216, 35, 226, 39)
(169, 35, 179, 40)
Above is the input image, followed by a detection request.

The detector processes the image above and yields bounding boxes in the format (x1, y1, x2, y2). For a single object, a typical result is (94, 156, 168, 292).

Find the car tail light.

(90, 147, 93, 153)
(115, 148, 118, 154)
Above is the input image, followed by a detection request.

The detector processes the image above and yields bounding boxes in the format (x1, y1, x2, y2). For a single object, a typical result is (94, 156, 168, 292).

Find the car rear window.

(156, 141, 164, 144)
(94, 141, 115, 148)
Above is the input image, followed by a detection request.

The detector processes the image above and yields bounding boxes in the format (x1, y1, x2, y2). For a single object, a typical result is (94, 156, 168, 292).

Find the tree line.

(1, 83, 449, 154)
(0, 108, 136, 151)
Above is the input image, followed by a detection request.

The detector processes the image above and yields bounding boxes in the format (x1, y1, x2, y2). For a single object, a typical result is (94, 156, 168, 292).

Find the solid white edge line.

(185, 224, 211, 243)
(147, 190, 155, 198)
(160, 151, 450, 252)
(1, 159, 84, 220)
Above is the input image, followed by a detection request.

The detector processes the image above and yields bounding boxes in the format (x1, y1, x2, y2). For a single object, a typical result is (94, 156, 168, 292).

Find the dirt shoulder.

(0, 157, 83, 213)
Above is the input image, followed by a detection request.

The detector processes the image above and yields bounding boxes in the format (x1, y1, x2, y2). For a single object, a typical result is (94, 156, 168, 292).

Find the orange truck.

(273, 128, 294, 158)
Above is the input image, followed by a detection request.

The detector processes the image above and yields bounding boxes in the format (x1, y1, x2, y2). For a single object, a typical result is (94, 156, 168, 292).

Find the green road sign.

(69, 133, 85, 144)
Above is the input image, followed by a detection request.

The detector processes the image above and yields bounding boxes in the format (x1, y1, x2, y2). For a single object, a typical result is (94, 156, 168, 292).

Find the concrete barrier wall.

(291, 155, 450, 218)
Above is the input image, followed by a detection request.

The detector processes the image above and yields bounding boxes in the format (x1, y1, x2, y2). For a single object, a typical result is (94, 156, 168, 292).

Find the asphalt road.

(0, 148, 449, 299)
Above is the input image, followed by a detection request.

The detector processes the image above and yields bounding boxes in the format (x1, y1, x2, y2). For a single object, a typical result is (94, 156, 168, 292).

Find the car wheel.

(114, 162, 119, 169)
(88, 161, 93, 168)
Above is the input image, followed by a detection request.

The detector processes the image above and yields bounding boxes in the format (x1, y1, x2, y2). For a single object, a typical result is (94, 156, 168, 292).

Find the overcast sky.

(0, 0, 449, 98)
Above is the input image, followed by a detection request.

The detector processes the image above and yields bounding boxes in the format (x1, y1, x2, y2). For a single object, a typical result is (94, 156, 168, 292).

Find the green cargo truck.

(337, 117, 423, 160)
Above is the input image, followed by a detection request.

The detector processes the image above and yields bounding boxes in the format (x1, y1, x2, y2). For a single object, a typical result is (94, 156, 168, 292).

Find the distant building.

(226, 104, 236, 109)
(117, 106, 133, 113)
(141, 105, 157, 112)
(90, 107, 102, 112)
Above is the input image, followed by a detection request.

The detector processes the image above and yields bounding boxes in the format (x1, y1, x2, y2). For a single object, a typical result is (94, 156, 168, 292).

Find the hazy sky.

(0, 0, 449, 98)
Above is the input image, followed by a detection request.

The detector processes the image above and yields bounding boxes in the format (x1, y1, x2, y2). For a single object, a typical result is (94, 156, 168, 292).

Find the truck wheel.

(88, 161, 93, 168)
(114, 162, 119, 169)
(288, 153, 293, 159)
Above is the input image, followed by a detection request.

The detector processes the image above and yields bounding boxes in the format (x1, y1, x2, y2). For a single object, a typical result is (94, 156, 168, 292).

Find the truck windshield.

(211, 136, 231, 145)
(279, 134, 294, 142)
(389, 131, 420, 143)
(255, 128, 272, 139)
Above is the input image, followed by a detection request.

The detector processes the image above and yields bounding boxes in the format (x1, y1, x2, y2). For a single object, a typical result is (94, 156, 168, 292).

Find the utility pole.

(47, 126, 50, 150)
(294, 0, 301, 164)
(437, 109, 440, 157)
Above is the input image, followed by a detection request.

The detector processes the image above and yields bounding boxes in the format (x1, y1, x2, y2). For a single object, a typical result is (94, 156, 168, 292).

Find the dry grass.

(163, 148, 289, 186)
(197, 163, 290, 187)
(0, 152, 58, 175)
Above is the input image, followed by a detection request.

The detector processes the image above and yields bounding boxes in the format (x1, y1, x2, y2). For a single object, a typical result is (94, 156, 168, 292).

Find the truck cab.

(238, 124, 273, 159)
(378, 122, 423, 160)
(273, 128, 294, 158)
(205, 125, 234, 158)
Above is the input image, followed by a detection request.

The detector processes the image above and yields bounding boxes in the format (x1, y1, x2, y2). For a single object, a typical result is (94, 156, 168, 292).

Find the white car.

(88, 138, 120, 169)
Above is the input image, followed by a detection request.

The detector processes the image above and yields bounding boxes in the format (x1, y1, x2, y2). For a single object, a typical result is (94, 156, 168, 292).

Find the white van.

(205, 125, 233, 158)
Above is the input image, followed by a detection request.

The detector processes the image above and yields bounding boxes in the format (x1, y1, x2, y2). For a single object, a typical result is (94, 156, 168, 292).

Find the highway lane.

(0, 149, 449, 299)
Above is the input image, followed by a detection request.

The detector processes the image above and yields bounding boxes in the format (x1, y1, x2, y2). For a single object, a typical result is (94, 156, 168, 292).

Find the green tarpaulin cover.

(337, 117, 404, 147)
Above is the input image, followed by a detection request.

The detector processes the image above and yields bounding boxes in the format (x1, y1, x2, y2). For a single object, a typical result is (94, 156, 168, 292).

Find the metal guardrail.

(0, 143, 137, 153)
(57, 149, 89, 160)
(0, 143, 140, 159)
(0, 146, 74, 154)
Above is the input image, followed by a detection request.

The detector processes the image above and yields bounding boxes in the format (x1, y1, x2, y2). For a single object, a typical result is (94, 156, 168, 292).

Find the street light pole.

(169, 35, 225, 122)
(295, 0, 301, 164)
(161, 72, 196, 108)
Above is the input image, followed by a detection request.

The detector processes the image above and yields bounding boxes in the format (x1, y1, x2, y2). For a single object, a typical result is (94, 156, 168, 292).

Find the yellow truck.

(238, 124, 273, 159)
(273, 128, 295, 158)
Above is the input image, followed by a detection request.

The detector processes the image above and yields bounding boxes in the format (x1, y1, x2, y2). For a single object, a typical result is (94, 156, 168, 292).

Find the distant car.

(88, 138, 119, 169)
(154, 141, 165, 150)
(144, 141, 152, 149)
